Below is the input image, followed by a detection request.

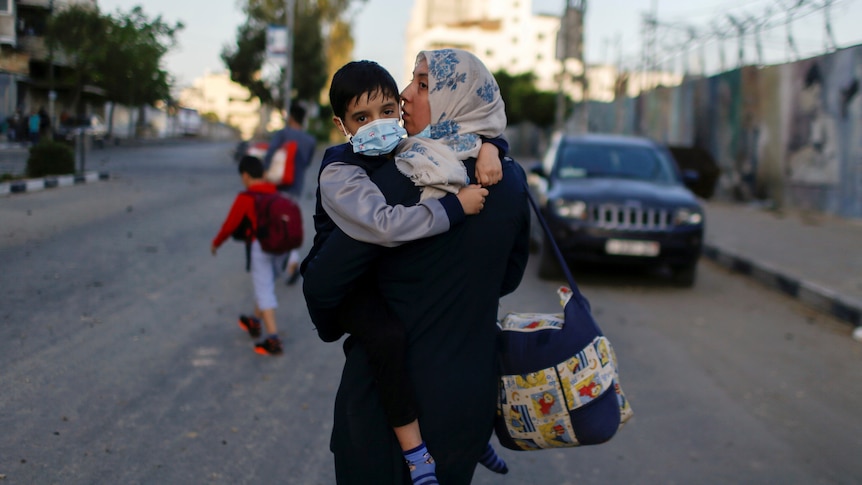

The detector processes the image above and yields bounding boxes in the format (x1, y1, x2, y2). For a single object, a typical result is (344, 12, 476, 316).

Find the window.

(556, 144, 676, 183)
(0, 0, 11, 14)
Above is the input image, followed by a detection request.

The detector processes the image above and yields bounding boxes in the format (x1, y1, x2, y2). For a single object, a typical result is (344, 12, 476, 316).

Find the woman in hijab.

(307, 48, 526, 485)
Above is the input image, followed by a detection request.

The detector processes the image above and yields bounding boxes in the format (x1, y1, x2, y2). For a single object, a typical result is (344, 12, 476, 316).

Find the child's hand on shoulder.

(456, 184, 489, 215)
(476, 142, 503, 186)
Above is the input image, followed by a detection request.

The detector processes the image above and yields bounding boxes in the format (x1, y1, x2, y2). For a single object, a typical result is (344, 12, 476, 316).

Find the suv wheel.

(671, 262, 697, 287)
(537, 234, 564, 280)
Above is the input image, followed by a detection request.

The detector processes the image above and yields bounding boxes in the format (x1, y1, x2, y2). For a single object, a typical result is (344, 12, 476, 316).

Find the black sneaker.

(254, 336, 283, 356)
(238, 315, 262, 338)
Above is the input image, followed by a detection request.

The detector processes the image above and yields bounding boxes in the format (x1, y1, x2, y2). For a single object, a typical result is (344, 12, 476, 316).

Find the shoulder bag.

(494, 183, 633, 451)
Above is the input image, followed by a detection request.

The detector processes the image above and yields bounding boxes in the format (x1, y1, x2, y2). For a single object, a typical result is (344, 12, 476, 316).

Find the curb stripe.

(0, 171, 110, 194)
(702, 243, 860, 328)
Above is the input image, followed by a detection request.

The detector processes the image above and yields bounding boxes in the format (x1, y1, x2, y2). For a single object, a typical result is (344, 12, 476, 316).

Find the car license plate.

(605, 239, 660, 257)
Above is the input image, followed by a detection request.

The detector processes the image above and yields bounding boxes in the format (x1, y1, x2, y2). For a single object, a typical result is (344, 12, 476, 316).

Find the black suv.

(529, 133, 705, 286)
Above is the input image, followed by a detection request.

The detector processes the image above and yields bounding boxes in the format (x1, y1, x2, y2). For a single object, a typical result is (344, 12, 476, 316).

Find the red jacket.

(212, 182, 278, 249)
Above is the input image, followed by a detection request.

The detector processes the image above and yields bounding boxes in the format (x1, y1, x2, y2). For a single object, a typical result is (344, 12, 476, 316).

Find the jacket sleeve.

(302, 227, 384, 338)
(481, 135, 509, 160)
(319, 162, 465, 247)
(212, 193, 254, 248)
(300, 134, 316, 169)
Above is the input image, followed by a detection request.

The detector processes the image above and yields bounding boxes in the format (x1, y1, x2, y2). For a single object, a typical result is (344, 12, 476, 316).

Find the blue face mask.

(346, 118, 406, 156)
(415, 124, 432, 138)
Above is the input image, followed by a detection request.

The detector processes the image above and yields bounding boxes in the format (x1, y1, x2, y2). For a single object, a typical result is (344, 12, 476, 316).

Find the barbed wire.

(630, 0, 854, 75)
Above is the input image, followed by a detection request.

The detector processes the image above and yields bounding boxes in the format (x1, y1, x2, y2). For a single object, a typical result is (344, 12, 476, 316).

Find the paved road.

(1, 142, 861, 484)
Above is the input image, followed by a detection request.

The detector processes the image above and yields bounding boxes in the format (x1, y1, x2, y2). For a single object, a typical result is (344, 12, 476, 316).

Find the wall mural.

(587, 43, 862, 219)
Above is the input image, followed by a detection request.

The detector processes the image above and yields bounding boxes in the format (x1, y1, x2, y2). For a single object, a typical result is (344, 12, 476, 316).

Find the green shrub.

(26, 141, 75, 178)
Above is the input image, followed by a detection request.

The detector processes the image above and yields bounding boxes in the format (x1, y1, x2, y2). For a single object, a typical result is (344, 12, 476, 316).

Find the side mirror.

(529, 163, 547, 178)
(682, 169, 699, 184)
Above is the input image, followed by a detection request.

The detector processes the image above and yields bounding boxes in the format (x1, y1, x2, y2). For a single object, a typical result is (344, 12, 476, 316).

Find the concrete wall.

(588, 44, 862, 219)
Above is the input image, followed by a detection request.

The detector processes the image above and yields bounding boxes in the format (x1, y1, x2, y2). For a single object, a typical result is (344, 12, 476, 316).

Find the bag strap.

(523, 180, 585, 301)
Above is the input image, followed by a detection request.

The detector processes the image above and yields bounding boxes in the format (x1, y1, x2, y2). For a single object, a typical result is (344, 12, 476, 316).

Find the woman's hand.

(475, 142, 503, 186)
(456, 184, 489, 215)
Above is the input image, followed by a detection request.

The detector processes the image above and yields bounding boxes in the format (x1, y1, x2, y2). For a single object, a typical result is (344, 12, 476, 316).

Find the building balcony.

(0, 49, 30, 75)
(17, 0, 53, 8)
(17, 34, 47, 59)
(0, 15, 14, 46)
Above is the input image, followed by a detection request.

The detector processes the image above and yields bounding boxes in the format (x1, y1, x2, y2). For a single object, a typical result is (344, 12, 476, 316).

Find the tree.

(222, 0, 366, 114)
(46, 4, 182, 137)
(494, 70, 564, 129)
(98, 7, 183, 137)
(44, 4, 110, 113)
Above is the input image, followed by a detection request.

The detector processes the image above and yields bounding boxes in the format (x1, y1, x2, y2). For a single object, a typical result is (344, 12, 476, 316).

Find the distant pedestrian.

(28, 111, 40, 145)
(7, 111, 19, 142)
(211, 156, 288, 356)
(261, 103, 316, 285)
(38, 107, 50, 137)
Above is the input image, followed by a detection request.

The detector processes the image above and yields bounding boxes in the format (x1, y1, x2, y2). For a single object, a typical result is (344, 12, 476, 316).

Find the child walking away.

(302, 59, 508, 483)
(212, 155, 302, 355)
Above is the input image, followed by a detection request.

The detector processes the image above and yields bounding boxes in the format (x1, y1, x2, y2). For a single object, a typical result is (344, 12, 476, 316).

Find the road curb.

(702, 243, 861, 328)
(0, 171, 110, 196)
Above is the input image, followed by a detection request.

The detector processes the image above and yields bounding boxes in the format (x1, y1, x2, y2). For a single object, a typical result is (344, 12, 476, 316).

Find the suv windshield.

(555, 143, 677, 183)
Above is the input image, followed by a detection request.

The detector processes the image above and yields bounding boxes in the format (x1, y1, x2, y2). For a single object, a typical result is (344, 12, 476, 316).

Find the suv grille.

(591, 204, 672, 230)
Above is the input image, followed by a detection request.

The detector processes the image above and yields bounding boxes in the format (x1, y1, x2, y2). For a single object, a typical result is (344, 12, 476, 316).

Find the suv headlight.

(552, 199, 588, 219)
(674, 208, 703, 225)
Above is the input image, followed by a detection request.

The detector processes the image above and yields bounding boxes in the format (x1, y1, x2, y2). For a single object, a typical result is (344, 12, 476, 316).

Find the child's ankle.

(403, 442, 438, 485)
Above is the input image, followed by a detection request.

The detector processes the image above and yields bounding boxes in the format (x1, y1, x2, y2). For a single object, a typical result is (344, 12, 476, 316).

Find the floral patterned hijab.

(395, 48, 507, 200)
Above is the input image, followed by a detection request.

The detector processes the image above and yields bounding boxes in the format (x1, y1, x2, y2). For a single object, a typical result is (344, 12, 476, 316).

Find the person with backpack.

(262, 103, 316, 286)
(211, 155, 302, 355)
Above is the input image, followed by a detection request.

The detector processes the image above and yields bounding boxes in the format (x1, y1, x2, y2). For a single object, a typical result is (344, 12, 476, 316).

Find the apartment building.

(405, 0, 682, 103)
(0, 0, 100, 129)
(178, 71, 281, 140)
(405, 0, 583, 99)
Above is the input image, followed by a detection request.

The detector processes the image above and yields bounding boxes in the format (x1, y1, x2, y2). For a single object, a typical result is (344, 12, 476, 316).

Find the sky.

(96, 0, 862, 90)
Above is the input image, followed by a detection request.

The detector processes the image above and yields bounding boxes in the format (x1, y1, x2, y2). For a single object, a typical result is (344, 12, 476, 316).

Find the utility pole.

(555, 0, 587, 133)
(48, 0, 56, 135)
(822, 0, 837, 51)
(283, 0, 295, 115)
(554, 2, 569, 133)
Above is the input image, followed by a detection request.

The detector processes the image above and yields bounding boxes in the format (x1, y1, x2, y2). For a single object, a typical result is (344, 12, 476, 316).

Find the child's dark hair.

(238, 155, 264, 179)
(329, 60, 400, 119)
(289, 102, 306, 124)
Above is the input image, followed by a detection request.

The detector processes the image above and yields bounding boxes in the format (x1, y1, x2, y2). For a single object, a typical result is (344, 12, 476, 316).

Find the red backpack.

(247, 191, 303, 254)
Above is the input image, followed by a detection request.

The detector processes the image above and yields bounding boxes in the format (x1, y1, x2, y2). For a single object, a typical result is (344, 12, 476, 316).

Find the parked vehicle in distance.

(53, 114, 107, 148)
(529, 133, 705, 286)
(176, 107, 201, 136)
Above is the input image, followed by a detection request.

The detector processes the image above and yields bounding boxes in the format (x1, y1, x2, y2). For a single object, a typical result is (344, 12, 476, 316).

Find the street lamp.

(555, 0, 587, 133)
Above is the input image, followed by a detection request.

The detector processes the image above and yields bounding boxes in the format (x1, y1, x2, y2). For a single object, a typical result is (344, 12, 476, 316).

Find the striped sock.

(478, 443, 508, 474)
(404, 442, 438, 485)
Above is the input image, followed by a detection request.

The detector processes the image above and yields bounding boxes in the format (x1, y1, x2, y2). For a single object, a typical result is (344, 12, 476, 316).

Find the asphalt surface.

(3, 141, 862, 484)
(4, 141, 861, 332)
